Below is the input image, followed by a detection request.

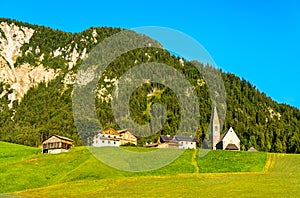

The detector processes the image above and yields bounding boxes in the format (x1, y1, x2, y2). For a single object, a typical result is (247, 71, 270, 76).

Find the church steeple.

(212, 106, 220, 150)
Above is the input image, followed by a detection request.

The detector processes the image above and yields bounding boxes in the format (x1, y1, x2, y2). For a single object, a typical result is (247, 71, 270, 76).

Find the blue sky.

(1, 0, 300, 108)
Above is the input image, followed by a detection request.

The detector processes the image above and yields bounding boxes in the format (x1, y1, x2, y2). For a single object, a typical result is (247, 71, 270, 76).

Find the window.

(215, 126, 218, 131)
(108, 141, 110, 144)
(114, 136, 116, 138)
(114, 141, 116, 144)
(102, 140, 104, 143)
(108, 135, 110, 138)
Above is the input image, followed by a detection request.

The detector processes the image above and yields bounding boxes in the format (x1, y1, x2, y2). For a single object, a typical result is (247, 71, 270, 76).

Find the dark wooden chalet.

(42, 135, 73, 154)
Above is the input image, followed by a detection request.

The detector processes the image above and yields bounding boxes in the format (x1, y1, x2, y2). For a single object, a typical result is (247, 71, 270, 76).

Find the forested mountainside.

(0, 18, 299, 153)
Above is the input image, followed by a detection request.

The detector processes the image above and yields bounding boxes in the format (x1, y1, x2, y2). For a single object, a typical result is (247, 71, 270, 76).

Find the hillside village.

(90, 107, 241, 150)
(41, 107, 243, 154)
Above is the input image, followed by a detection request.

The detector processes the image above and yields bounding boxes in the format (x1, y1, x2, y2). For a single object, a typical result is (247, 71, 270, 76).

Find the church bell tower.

(212, 107, 220, 150)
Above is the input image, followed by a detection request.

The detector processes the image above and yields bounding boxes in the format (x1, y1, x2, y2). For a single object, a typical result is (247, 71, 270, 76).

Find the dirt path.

(264, 153, 275, 172)
(192, 149, 199, 173)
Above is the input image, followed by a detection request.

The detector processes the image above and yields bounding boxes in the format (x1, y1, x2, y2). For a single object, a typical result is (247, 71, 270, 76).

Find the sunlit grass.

(13, 154, 300, 198)
(0, 141, 40, 166)
(0, 141, 282, 197)
(196, 149, 268, 173)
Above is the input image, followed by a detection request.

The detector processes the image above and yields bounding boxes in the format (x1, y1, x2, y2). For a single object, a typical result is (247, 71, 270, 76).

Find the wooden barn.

(42, 135, 73, 154)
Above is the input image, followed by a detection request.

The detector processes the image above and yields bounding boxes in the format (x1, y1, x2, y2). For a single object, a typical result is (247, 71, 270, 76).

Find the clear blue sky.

(1, 0, 299, 108)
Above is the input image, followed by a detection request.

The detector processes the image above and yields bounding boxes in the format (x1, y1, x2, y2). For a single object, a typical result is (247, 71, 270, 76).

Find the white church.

(212, 107, 241, 150)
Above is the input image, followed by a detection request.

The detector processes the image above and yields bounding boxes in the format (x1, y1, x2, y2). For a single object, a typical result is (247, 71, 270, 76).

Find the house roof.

(160, 135, 173, 142)
(103, 128, 120, 136)
(117, 129, 128, 133)
(43, 135, 73, 143)
(173, 135, 197, 142)
(117, 129, 139, 138)
(160, 135, 197, 142)
(55, 135, 74, 142)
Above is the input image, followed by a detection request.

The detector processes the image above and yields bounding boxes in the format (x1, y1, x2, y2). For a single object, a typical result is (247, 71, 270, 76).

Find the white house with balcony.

(92, 128, 121, 147)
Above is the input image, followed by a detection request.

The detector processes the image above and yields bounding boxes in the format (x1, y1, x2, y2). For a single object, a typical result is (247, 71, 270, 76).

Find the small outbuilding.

(248, 147, 258, 152)
(42, 135, 73, 154)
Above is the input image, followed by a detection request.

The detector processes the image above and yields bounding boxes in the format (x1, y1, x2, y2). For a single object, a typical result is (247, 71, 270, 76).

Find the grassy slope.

(1, 141, 292, 197)
(0, 141, 40, 165)
(0, 146, 196, 193)
(13, 154, 300, 198)
(197, 149, 267, 173)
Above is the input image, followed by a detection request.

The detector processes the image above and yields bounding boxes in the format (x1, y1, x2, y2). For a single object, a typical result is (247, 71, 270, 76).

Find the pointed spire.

(213, 106, 220, 125)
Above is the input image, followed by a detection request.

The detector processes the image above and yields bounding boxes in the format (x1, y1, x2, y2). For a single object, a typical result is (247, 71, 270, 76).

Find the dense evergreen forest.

(0, 18, 299, 153)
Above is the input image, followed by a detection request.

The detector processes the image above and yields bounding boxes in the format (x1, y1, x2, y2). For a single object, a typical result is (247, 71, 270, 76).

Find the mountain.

(0, 18, 299, 153)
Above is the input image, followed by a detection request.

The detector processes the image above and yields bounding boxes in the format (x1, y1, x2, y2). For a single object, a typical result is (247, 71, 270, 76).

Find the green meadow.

(0, 141, 299, 197)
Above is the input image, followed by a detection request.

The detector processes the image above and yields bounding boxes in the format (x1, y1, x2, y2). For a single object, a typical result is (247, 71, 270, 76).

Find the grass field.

(197, 149, 267, 173)
(1, 141, 299, 197)
(0, 141, 40, 166)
